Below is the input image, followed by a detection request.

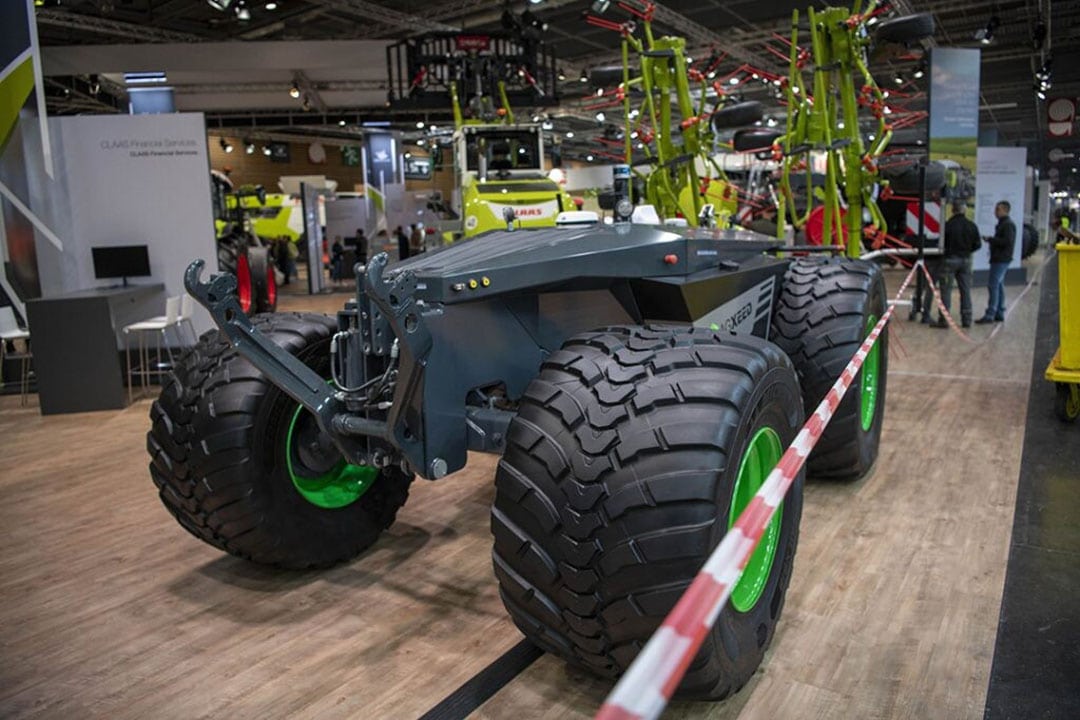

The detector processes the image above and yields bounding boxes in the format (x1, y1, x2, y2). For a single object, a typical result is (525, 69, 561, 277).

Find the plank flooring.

(0, 253, 1049, 719)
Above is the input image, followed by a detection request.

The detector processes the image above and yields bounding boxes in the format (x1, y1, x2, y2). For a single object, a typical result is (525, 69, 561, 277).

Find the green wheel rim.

(727, 426, 784, 613)
(860, 314, 881, 432)
(285, 403, 377, 509)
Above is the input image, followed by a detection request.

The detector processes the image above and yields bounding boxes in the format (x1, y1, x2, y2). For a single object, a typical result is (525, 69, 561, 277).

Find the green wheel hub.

(285, 403, 377, 509)
(727, 426, 784, 613)
(860, 314, 881, 432)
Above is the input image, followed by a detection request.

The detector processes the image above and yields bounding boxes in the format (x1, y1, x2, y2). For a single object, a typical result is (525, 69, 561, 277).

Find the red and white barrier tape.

(594, 262, 921, 720)
(916, 261, 978, 344)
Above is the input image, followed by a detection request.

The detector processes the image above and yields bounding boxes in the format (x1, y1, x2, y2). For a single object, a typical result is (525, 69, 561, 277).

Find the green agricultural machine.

(387, 31, 573, 238)
(210, 171, 278, 314)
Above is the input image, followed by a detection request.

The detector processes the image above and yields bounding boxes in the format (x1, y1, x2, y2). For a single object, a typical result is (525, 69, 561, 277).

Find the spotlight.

(729, 76, 740, 86)
(541, 120, 554, 130)
(265, 2, 277, 9)
(1036, 57, 1053, 82)
(580, 70, 589, 83)
(586, 154, 594, 162)
(417, 138, 426, 146)
(404, 151, 412, 159)
(236, 1, 251, 21)
(219, 137, 234, 153)
(289, 82, 300, 98)
(557, 68, 566, 81)
(974, 16, 999, 45)
(243, 138, 255, 154)
(338, 119, 346, 126)
(766, 117, 777, 127)
(913, 61, 926, 80)
(416, 120, 425, 129)
(1035, 85, 1046, 101)
(301, 95, 311, 111)
(262, 145, 271, 156)
(595, 111, 606, 122)
(893, 73, 904, 86)
(565, 131, 575, 138)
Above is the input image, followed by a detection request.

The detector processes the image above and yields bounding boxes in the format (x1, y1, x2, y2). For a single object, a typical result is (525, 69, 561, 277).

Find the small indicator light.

(664, 254, 679, 265)
(468, 278, 479, 289)
(481, 276, 491, 287)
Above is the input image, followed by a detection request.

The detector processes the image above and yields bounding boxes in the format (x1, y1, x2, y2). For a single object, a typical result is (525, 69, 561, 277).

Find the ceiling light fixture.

(289, 82, 300, 99)
(219, 138, 233, 153)
(265, 2, 277, 9)
(262, 145, 272, 156)
(974, 15, 999, 45)
(579, 70, 589, 83)
(565, 131, 574, 138)
(586, 154, 594, 162)
(595, 111, 606, 122)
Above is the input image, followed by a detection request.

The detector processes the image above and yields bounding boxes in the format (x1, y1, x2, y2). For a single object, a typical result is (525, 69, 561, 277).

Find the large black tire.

(147, 312, 412, 569)
(711, 101, 764, 132)
(880, 160, 947, 196)
(770, 258, 888, 479)
(732, 127, 783, 153)
(247, 246, 278, 313)
(492, 325, 804, 699)
(217, 233, 276, 315)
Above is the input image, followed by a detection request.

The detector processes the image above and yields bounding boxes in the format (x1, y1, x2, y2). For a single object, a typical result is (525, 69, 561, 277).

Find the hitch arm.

(184, 260, 349, 443)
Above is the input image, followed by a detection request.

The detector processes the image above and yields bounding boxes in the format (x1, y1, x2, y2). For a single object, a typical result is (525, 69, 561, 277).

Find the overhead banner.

(928, 48, 980, 205)
(974, 146, 1026, 273)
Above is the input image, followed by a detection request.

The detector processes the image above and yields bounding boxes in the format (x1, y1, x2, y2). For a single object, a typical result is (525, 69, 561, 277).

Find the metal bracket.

(184, 260, 369, 461)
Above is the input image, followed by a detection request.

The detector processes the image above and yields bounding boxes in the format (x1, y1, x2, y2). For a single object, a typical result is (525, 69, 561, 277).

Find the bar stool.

(178, 293, 197, 346)
(0, 306, 32, 406)
(123, 296, 180, 401)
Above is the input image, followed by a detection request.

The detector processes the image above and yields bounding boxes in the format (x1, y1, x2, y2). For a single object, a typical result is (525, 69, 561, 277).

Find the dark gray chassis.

(185, 223, 793, 481)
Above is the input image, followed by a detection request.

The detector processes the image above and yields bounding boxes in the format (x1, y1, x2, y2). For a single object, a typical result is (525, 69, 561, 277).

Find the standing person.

(330, 237, 345, 284)
(275, 237, 290, 285)
(976, 200, 1016, 324)
(395, 225, 410, 261)
(285, 236, 299, 284)
(354, 227, 368, 263)
(410, 223, 424, 255)
(934, 201, 981, 328)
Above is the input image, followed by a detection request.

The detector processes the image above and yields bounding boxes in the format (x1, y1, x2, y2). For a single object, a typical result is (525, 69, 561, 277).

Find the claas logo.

(515, 207, 546, 217)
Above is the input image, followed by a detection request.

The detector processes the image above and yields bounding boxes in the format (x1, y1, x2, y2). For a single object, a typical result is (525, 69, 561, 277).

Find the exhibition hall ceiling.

(33, 0, 1080, 175)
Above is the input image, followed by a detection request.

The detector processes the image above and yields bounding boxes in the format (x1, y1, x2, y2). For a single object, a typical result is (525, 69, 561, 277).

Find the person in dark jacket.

(934, 201, 981, 328)
(976, 200, 1016, 324)
(395, 225, 410, 261)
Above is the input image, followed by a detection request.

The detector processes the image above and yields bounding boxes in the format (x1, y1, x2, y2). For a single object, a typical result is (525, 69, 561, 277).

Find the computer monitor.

(91, 245, 151, 287)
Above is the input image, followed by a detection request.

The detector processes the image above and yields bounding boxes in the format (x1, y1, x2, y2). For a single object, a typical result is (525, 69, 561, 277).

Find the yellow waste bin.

(1046, 243, 1080, 421)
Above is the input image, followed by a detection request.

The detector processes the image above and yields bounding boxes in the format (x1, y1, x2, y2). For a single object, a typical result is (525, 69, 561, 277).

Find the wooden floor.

(0, 256, 1048, 719)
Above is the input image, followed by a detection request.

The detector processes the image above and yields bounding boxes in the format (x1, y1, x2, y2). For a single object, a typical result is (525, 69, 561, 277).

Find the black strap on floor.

(417, 639, 543, 720)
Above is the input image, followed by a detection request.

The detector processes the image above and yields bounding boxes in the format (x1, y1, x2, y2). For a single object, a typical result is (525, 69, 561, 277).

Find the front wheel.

(147, 312, 411, 569)
(492, 326, 804, 699)
(1055, 383, 1080, 423)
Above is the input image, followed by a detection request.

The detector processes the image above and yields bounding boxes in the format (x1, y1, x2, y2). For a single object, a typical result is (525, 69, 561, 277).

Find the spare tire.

(874, 13, 935, 45)
(733, 127, 783, 153)
(711, 101, 764, 132)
